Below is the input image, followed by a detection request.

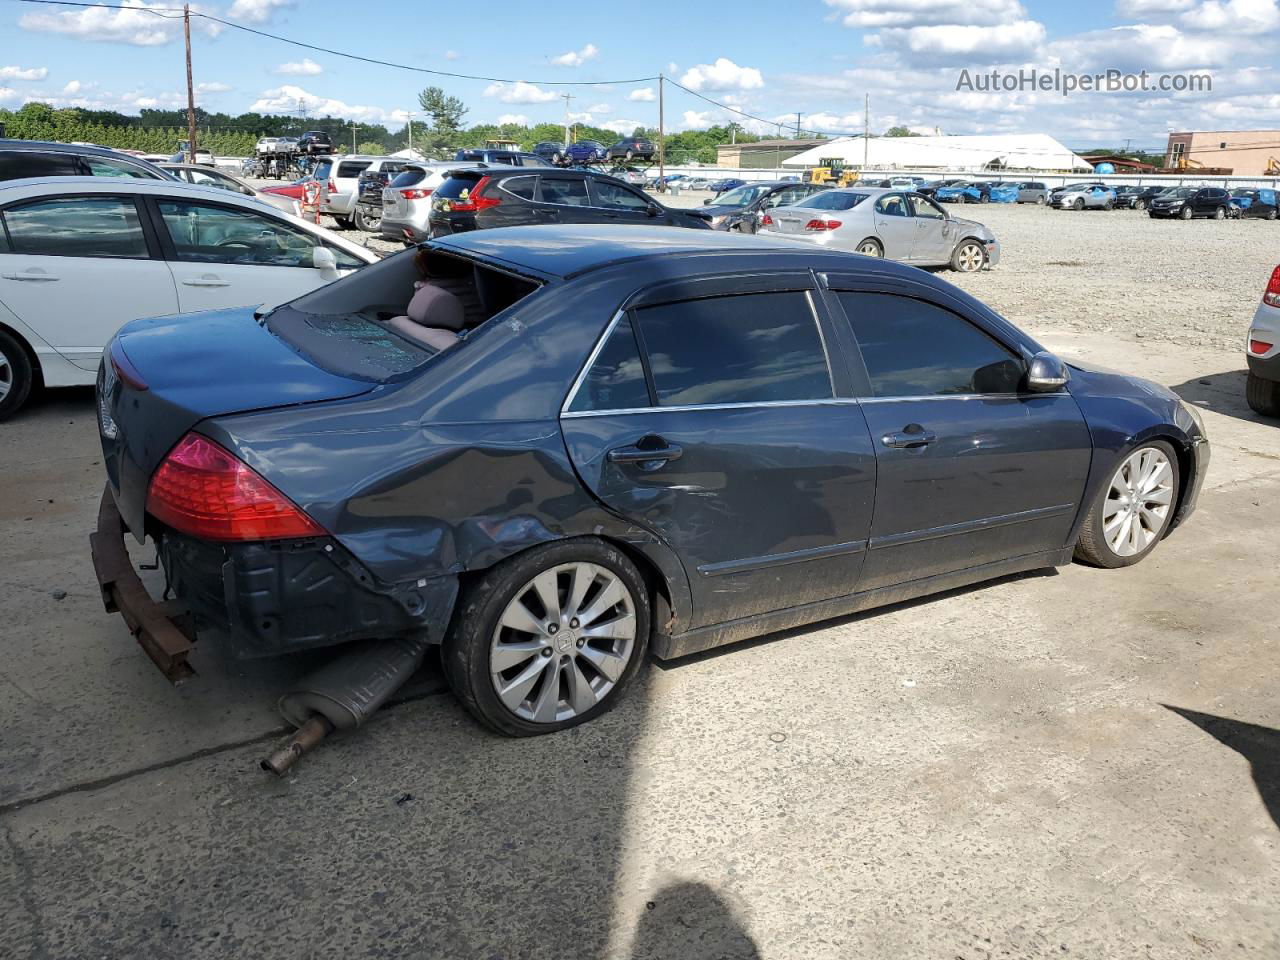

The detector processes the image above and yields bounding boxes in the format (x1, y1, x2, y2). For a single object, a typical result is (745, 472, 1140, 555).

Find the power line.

(9, 0, 658, 85)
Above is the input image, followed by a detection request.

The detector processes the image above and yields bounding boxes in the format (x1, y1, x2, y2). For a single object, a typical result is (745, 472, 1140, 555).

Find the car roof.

(0, 138, 144, 160)
(430, 223, 915, 280)
(0, 175, 276, 206)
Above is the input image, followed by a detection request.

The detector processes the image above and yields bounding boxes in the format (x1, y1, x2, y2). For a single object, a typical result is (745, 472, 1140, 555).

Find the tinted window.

(839, 293, 1022, 397)
(157, 200, 363, 269)
(336, 161, 372, 178)
(540, 177, 589, 206)
(389, 168, 427, 188)
(0, 151, 81, 180)
(501, 176, 537, 200)
(908, 194, 945, 219)
(435, 175, 483, 199)
(568, 315, 650, 412)
(83, 156, 157, 179)
(590, 180, 649, 210)
(635, 292, 831, 406)
(2, 196, 149, 258)
(185, 168, 254, 195)
(797, 191, 867, 211)
(874, 194, 909, 216)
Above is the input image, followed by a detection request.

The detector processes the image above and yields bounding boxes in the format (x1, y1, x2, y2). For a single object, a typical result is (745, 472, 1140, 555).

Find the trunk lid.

(100, 307, 376, 537)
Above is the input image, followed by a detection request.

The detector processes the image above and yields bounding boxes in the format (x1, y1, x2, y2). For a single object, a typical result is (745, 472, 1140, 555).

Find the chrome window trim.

(563, 398, 863, 419)
(561, 309, 627, 415)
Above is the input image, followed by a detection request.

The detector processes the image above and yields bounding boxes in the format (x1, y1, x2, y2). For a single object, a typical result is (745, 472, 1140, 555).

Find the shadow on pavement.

(1165, 704, 1280, 831)
(627, 880, 760, 960)
(1169, 370, 1277, 427)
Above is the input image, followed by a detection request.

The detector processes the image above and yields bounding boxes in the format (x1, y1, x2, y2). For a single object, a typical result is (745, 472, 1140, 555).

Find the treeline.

(1, 100, 806, 164)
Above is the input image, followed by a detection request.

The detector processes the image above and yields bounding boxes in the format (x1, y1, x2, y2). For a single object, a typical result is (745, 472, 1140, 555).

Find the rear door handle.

(2, 271, 59, 281)
(608, 438, 683, 465)
(882, 428, 936, 449)
(182, 277, 230, 287)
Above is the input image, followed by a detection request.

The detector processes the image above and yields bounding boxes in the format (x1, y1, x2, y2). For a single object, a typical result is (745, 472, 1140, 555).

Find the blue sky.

(3, 0, 1279, 147)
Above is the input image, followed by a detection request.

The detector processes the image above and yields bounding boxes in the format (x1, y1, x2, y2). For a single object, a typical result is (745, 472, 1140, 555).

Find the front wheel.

(1267, 208, 1278, 221)
(333, 215, 353, 230)
(1135, 199, 1147, 211)
(0, 329, 35, 421)
(951, 239, 986, 272)
(1073, 198, 1085, 211)
(1103, 199, 1114, 211)
(1246, 372, 1280, 417)
(1180, 205, 1193, 220)
(443, 539, 651, 736)
(1074, 441, 1180, 568)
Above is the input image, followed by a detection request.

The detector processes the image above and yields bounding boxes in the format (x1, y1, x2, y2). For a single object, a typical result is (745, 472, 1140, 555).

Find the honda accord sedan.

(93, 226, 1208, 736)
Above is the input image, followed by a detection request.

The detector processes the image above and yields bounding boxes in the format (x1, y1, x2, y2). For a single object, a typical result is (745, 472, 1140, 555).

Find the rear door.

(826, 281, 1092, 591)
(0, 193, 178, 372)
(561, 277, 877, 628)
(538, 175, 594, 225)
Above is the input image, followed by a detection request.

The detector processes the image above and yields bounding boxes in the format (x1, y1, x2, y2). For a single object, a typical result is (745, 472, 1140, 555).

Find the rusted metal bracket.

(90, 486, 197, 685)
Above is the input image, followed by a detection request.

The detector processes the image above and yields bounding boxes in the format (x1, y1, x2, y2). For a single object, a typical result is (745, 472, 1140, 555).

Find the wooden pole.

(657, 74, 665, 192)
(184, 4, 197, 163)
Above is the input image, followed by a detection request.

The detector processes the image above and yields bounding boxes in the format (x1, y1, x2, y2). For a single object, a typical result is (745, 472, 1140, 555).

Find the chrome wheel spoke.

(500, 599, 547, 638)
(491, 638, 546, 672)
(580, 611, 635, 641)
(565, 659, 598, 715)
(498, 656, 550, 711)
(530, 569, 561, 624)
(565, 563, 597, 623)
(1144, 485, 1173, 506)
(579, 644, 627, 682)
(577, 578, 626, 628)
(530, 660, 563, 723)
(1103, 446, 1173, 558)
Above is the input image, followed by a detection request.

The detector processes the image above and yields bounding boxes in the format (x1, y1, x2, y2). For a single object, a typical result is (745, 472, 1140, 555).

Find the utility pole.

(562, 92, 573, 147)
(349, 120, 356, 153)
(657, 75, 665, 192)
(795, 112, 802, 138)
(183, 4, 196, 163)
(863, 93, 869, 171)
(406, 112, 414, 155)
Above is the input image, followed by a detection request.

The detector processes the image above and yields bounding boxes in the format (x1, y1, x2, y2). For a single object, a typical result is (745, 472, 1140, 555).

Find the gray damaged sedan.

(758, 187, 1000, 272)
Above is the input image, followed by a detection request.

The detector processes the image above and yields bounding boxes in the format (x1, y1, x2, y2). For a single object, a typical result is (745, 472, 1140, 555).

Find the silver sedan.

(758, 187, 1001, 272)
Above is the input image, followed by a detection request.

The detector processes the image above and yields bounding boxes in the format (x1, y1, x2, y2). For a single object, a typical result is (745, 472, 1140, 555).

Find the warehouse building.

(781, 133, 1093, 173)
(1164, 131, 1280, 176)
(716, 138, 830, 168)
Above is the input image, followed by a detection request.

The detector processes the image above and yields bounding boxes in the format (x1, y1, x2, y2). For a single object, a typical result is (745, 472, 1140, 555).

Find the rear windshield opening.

(269, 247, 543, 381)
(434, 173, 483, 199)
(389, 168, 427, 189)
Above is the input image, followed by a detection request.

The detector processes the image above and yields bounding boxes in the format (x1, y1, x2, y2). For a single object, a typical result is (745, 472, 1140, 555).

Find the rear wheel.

(1074, 441, 1179, 568)
(1246, 372, 1280, 417)
(333, 215, 353, 229)
(0, 329, 35, 421)
(951, 239, 986, 272)
(856, 238, 884, 258)
(1214, 205, 1226, 220)
(1036, 195, 1046, 205)
(351, 206, 380, 232)
(443, 539, 650, 736)
(1135, 199, 1147, 211)
(1268, 208, 1278, 221)
(1103, 199, 1114, 211)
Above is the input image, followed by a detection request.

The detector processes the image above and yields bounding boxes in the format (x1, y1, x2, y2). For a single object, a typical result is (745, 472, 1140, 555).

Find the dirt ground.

(1, 200, 1278, 959)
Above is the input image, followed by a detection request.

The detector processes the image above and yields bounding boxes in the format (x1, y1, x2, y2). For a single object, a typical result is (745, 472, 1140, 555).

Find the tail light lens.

(760, 214, 773, 226)
(326, 179, 336, 193)
(448, 176, 500, 212)
(1250, 339, 1274, 355)
(400, 187, 433, 200)
(805, 219, 842, 231)
(1263, 265, 1280, 307)
(148, 434, 323, 542)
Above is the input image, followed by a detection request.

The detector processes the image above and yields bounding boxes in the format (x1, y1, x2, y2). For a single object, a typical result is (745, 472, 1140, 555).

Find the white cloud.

(1116, 0, 1196, 13)
(250, 84, 393, 123)
(483, 80, 557, 103)
(681, 109, 711, 128)
(19, 0, 222, 46)
(567, 111, 596, 123)
(62, 80, 82, 95)
(680, 58, 765, 92)
(0, 87, 17, 104)
(585, 102, 611, 114)
(197, 81, 231, 93)
(600, 118, 644, 134)
(800, 111, 865, 131)
(551, 43, 598, 67)
(444, 50, 460, 60)
(0, 66, 48, 81)
(276, 58, 323, 76)
(496, 113, 530, 125)
(825, 0, 1027, 28)
(1181, 0, 1280, 31)
(1048, 23, 1234, 69)
(876, 20, 1047, 60)
(627, 87, 656, 102)
(227, 0, 294, 24)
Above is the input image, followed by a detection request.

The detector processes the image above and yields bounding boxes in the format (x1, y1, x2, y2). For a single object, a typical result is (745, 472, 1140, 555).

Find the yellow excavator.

(803, 157, 860, 187)
(1267, 157, 1280, 176)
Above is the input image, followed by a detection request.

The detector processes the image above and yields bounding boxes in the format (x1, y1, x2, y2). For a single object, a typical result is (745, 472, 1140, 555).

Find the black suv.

(0, 139, 173, 181)
(428, 167, 711, 237)
(1148, 186, 1232, 220)
(1114, 185, 1166, 210)
(454, 149, 547, 167)
(532, 141, 566, 164)
(298, 130, 333, 155)
(606, 137, 655, 161)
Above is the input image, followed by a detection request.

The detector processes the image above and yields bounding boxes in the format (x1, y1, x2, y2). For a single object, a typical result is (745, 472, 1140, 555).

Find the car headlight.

(1181, 398, 1207, 437)
(711, 215, 727, 225)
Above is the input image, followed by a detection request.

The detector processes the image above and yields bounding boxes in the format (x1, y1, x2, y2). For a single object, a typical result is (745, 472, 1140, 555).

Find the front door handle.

(182, 276, 231, 287)
(882, 426, 936, 449)
(2, 271, 59, 282)
(607, 437, 683, 465)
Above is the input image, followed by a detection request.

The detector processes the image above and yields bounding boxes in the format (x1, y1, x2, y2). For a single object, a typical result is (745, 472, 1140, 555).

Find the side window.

(567, 314, 651, 413)
(83, 156, 157, 179)
(0, 152, 80, 181)
(907, 194, 945, 219)
(1, 196, 149, 259)
(765, 186, 807, 208)
(337, 161, 371, 178)
(838, 292, 1023, 397)
(874, 194, 908, 217)
(501, 176, 538, 200)
(590, 180, 649, 210)
(157, 200, 362, 268)
(187, 168, 253, 195)
(634, 291, 832, 406)
(539, 177, 590, 206)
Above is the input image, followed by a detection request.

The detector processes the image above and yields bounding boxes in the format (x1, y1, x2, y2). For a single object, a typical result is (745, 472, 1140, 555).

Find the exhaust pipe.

(260, 632, 430, 776)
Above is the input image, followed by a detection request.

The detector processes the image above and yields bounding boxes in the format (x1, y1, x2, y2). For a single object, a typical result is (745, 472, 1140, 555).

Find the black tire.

(1214, 205, 1226, 220)
(950, 239, 987, 272)
(333, 215, 353, 230)
(1246, 372, 1280, 417)
(624, 149, 633, 161)
(1180, 205, 1193, 220)
(1073, 198, 1084, 211)
(351, 206, 380, 232)
(1074, 440, 1180, 569)
(1036, 195, 1046, 205)
(0, 329, 35, 421)
(1103, 199, 1114, 211)
(1268, 208, 1278, 221)
(980, 193, 989, 203)
(855, 238, 884, 258)
(443, 538, 651, 737)
(1135, 199, 1147, 210)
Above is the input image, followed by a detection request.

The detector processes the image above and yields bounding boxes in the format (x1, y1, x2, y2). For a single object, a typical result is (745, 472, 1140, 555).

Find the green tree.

(885, 126, 921, 137)
(356, 141, 386, 156)
(416, 86, 468, 133)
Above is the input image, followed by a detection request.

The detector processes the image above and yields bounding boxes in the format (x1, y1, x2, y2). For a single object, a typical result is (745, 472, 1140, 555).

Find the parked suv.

(298, 131, 333, 155)
(1229, 188, 1278, 220)
(532, 141, 565, 164)
(454, 149, 547, 167)
(1148, 186, 1232, 220)
(1048, 182, 1106, 205)
(427, 167, 711, 236)
(0, 139, 174, 181)
(1246, 264, 1280, 416)
(353, 158, 412, 231)
(606, 137, 655, 161)
(1115, 186, 1166, 210)
(564, 140, 607, 165)
(380, 162, 482, 244)
(1051, 184, 1116, 210)
(1015, 182, 1048, 204)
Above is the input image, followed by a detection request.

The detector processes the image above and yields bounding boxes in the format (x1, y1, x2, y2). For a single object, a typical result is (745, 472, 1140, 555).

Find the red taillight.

(147, 434, 323, 542)
(109, 339, 148, 391)
(1250, 339, 1274, 355)
(448, 176, 500, 212)
(761, 214, 773, 226)
(805, 219, 842, 231)
(400, 187, 433, 200)
(326, 179, 336, 193)
(1263, 265, 1280, 307)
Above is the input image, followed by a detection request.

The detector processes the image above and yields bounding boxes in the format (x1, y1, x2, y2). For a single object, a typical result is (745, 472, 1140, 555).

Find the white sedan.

(0, 177, 377, 419)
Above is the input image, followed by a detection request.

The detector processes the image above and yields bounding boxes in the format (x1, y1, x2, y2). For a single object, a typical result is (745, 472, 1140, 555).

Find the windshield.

(1161, 187, 1193, 198)
(794, 191, 868, 211)
(710, 186, 769, 207)
(1230, 188, 1255, 198)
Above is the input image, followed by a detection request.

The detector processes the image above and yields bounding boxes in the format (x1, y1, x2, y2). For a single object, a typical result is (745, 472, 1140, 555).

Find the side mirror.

(1025, 351, 1070, 392)
(703, 198, 712, 205)
(312, 246, 338, 274)
(646, 203, 661, 218)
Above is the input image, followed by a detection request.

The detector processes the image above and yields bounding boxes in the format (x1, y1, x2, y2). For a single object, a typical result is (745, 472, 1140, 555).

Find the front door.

(828, 284, 1093, 592)
(0, 194, 177, 371)
(537, 176, 594, 225)
(587, 179, 653, 225)
(871, 193, 915, 260)
(561, 282, 877, 628)
(906, 193, 952, 264)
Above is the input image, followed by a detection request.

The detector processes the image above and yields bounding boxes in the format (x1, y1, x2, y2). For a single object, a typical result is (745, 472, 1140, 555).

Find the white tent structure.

(782, 134, 1093, 173)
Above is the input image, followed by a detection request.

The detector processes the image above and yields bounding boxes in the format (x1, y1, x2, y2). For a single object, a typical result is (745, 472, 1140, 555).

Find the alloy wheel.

(489, 562, 637, 724)
(954, 242, 984, 272)
(0, 348, 11, 403)
(1103, 447, 1174, 557)
(857, 240, 883, 257)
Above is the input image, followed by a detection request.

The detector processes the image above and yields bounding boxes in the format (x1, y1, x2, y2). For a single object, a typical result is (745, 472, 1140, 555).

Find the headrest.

(406, 282, 466, 331)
